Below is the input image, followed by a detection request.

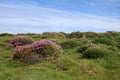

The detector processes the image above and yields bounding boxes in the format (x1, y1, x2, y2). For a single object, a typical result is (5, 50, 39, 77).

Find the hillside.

(0, 31, 120, 80)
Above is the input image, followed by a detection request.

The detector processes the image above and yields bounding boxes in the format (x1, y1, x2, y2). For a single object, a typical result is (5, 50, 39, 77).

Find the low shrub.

(67, 31, 82, 38)
(0, 33, 13, 36)
(13, 39, 62, 63)
(8, 36, 33, 47)
(42, 32, 66, 39)
(77, 43, 100, 53)
(97, 33, 112, 39)
(13, 44, 32, 60)
(31, 39, 62, 57)
(92, 38, 114, 46)
(82, 48, 106, 59)
(60, 40, 78, 49)
(84, 32, 98, 38)
(116, 36, 120, 46)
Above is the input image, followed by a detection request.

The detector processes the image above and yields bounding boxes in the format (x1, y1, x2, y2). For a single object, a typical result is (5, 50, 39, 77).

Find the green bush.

(92, 38, 114, 46)
(97, 33, 112, 39)
(77, 43, 99, 53)
(77, 45, 88, 53)
(84, 32, 98, 38)
(116, 36, 120, 46)
(67, 31, 82, 38)
(82, 48, 106, 59)
(42, 32, 66, 39)
(60, 40, 78, 49)
(0, 33, 13, 36)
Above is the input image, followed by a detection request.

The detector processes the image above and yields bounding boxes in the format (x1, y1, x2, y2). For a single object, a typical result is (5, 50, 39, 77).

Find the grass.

(0, 32, 120, 80)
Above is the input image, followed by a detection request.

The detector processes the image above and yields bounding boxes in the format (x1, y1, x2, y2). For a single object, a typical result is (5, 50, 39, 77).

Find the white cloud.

(0, 3, 120, 33)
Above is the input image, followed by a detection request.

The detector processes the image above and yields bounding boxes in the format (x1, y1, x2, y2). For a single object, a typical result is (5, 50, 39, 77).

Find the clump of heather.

(13, 44, 32, 60)
(8, 36, 33, 47)
(13, 39, 61, 63)
(31, 39, 62, 57)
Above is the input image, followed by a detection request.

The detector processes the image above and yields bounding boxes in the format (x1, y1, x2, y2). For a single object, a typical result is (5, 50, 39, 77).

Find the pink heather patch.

(8, 36, 33, 47)
(31, 39, 61, 51)
(14, 39, 61, 61)
(15, 44, 32, 54)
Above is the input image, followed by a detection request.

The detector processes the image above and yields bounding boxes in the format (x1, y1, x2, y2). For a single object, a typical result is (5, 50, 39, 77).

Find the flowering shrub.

(13, 39, 62, 63)
(13, 44, 32, 60)
(31, 39, 61, 57)
(8, 36, 33, 47)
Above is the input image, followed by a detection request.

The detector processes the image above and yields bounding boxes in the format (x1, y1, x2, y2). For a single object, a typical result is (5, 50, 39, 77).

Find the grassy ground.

(0, 32, 120, 80)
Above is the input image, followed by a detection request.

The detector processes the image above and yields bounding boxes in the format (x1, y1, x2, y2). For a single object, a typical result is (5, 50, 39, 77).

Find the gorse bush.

(92, 38, 114, 46)
(82, 48, 106, 59)
(8, 36, 33, 47)
(60, 40, 78, 49)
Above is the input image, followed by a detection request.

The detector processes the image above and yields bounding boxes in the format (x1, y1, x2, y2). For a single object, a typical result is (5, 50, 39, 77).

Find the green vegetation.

(92, 38, 114, 46)
(0, 31, 120, 80)
(82, 48, 107, 59)
(60, 39, 79, 49)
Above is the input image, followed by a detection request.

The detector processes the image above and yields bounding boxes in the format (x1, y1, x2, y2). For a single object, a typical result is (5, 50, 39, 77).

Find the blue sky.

(0, 0, 120, 33)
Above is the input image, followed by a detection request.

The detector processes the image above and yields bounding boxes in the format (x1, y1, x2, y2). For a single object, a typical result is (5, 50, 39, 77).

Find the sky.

(0, 0, 120, 33)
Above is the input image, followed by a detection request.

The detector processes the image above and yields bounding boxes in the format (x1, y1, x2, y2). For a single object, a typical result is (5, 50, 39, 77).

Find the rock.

(23, 54, 41, 64)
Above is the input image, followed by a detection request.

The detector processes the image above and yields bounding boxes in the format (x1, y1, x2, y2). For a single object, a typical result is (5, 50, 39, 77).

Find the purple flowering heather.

(13, 44, 32, 60)
(8, 36, 33, 47)
(13, 39, 62, 61)
(31, 39, 61, 51)
(31, 39, 61, 57)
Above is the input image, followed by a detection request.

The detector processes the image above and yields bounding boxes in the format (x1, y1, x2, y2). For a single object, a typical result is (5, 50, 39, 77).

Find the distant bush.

(97, 33, 112, 39)
(8, 36, 33, 47)
(84, 32, 98, 38)
(67, 31, 83, 38)
(82, 48, 106, 59)
(42, 32, 66, 39)
(0, 33, 13, 36)
(92, 38, 114, 46)
(77, 43, 100, 53)
(106, 31, 119, 38)
(60, 40, 78, 49)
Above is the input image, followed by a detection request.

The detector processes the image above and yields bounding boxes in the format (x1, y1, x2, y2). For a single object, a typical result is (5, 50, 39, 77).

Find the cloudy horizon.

(0, 0, 120, 33)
